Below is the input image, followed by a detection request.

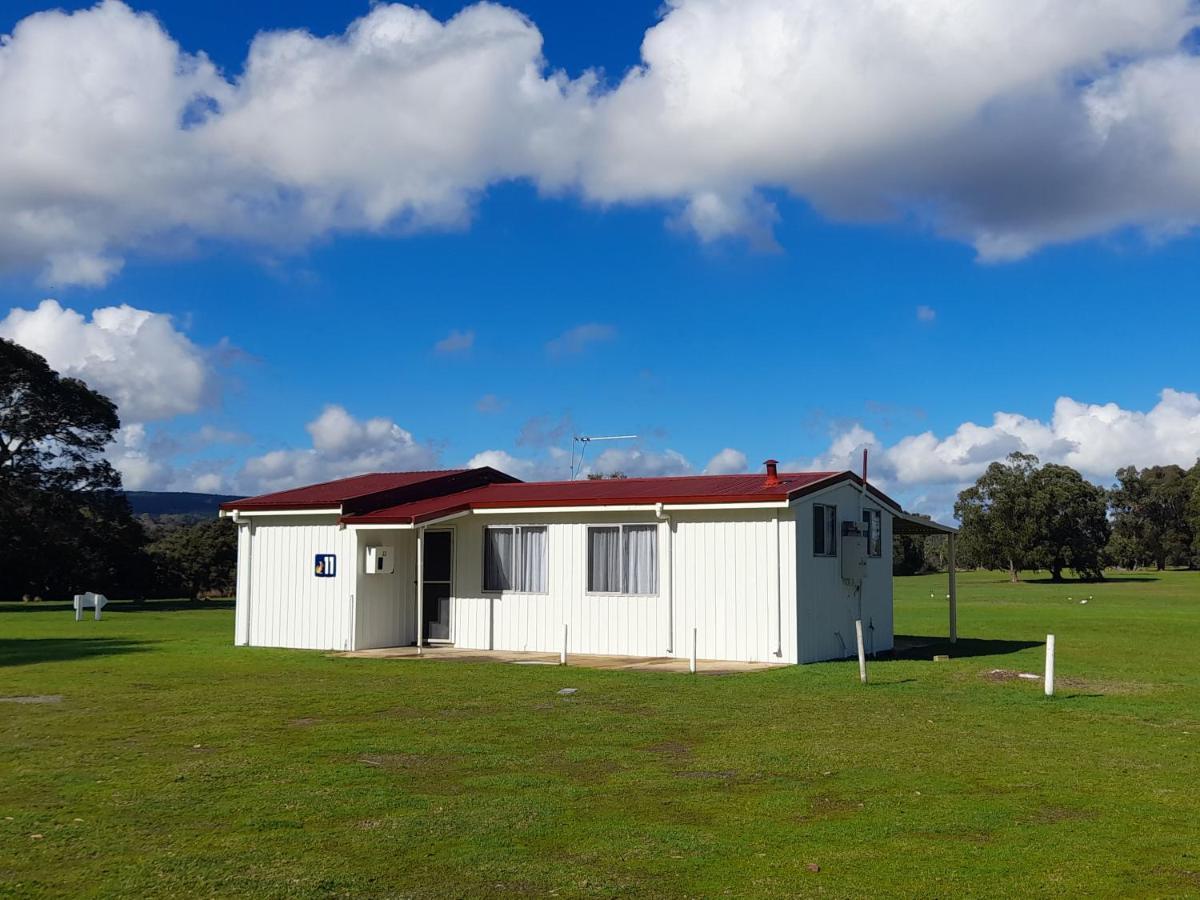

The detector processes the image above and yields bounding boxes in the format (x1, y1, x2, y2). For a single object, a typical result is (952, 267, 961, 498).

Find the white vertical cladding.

(233, 522, 251, 646)
(449, 508, 791, 663)
(242, 514, 355, 650)
(793, 483, 894, 663)
(671, 509, 796, 664)
(354, 529, 417, 650)
(452, 515, 629, 655)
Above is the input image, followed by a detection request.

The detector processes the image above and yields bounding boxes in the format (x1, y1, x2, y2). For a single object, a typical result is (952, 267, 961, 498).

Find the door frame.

(421, 527, 455, 644)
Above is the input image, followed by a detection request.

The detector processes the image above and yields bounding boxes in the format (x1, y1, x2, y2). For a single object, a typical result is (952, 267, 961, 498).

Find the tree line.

(895, 452, 1200, 581)
(1, 338, 235, 601)
(5, 335, 1197, 596)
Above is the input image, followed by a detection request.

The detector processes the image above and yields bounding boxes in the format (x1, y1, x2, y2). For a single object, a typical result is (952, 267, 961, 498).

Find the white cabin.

(219, 463, 955, 664)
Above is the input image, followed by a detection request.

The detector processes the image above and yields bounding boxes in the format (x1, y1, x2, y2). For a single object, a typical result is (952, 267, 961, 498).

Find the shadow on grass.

(1023, 576, 1159, 584)
(0, 637, 156, 667)
(109, 599, 235, 613)
(891, 635, 1042, 660)
(0, 599, 234, 614)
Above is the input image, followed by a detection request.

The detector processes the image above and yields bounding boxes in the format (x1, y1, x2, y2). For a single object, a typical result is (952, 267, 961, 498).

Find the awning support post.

(948, 533, 958, 645)
(416, 526, 425, 654)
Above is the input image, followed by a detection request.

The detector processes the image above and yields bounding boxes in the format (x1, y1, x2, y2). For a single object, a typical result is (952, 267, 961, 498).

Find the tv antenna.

(569, 434, 637, 480)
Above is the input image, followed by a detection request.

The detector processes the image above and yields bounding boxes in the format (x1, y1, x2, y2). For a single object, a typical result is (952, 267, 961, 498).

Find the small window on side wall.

(813, 504, 837, 556)
(862, 508, 882, 557)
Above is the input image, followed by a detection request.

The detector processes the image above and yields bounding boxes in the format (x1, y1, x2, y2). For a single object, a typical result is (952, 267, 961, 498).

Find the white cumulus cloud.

(0, 299, 215, 422)
(237, 404, 438, 493)
(591, 447, 692, 478)
(704, 447, 747, 475)
(792, 389, 1200, 519)
(8, 1, 1200, 283)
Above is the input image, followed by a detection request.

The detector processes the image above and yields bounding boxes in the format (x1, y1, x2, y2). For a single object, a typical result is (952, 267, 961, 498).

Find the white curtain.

(622, 525, 658, 595)
(518, 526, 547, 593)
(863, 509, 881, 556)
(824, 506, 837, 556)
(588, 527, 620, 592)
(483, 527, 513, 591)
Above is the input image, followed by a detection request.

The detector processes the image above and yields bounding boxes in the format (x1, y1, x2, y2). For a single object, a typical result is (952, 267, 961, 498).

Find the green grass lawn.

(2, 572, 1198, 898)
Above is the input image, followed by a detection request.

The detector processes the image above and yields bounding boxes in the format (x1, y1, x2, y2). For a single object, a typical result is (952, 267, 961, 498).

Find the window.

(862, 508, 882, 557)
(813, 504, 837, 556)
(483, 526, 547, 592)
(587, 524, 658, 594)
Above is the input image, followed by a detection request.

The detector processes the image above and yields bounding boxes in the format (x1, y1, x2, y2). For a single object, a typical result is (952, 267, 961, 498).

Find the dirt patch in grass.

(641, 740, 692, 758)
(356, 752, 455, 771)
(1025, 806, 1092, 825)
(983, 669, 1151, 696)
(288, 717, 320, 727)
(0, 694, 63, 704)
(984, 669, 1040, 683)
(1057, 676, 1153, 696)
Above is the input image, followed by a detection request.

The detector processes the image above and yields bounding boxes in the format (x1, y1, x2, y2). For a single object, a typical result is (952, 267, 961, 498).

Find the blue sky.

(1, 0, 1199, 519)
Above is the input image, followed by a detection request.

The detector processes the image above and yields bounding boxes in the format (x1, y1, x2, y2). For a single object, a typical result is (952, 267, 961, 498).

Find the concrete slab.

(334, 645, 786, 675)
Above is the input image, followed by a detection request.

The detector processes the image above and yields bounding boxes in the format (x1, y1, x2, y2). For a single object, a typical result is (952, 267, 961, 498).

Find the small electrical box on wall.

(364, 546, 394, 575)
(840, 521, 867, 585)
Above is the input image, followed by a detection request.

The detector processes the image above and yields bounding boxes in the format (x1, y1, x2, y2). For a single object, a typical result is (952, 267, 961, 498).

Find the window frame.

(813, 503, 838, 557)
(585, 523, 659, 597)
(862, 508, 882, 558)
(481, 524, 549, 595)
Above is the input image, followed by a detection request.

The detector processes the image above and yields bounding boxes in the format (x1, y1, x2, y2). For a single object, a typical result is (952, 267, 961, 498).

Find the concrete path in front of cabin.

(334, 645, 786, 675)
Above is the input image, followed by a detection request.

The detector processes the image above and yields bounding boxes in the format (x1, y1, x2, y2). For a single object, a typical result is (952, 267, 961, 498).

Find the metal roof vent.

(763, 459, 780, 486)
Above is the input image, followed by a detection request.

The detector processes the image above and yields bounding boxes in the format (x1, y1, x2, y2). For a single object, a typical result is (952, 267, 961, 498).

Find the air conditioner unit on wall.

(364, 546, 395, 575)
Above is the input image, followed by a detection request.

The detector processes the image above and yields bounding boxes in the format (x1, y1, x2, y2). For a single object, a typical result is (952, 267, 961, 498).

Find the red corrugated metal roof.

(340, 471, 900, 525)
(219, 469, 514, 512)
(222, 467, 905, 521)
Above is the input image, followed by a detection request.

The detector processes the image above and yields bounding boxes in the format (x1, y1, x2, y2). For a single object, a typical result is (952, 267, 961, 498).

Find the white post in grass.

(74, 595, 83, 622)
(855, 619, 868, 684)
(1044, 634, 1055, 697)
(689, 627, 697, 674)
(561, 623, 568, 666)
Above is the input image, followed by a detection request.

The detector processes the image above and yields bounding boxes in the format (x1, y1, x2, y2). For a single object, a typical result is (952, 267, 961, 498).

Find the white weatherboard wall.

(233, 493, 894, 664)
(793, 484, 894, 664)
(235, 515, 355, 651)
(449, 508, 796, 664)
(354, 530, 417, 650)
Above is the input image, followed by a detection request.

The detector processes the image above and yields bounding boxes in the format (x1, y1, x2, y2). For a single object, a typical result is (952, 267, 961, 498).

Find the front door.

(422, 530, 453, 642)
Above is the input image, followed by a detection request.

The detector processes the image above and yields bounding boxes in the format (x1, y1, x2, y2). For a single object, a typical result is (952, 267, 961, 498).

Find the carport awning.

(889, 510, 961, 646)
(893, 511, 957, 536)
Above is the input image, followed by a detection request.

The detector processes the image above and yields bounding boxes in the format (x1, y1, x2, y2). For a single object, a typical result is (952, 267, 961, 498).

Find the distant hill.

(125, 491, 241, 518)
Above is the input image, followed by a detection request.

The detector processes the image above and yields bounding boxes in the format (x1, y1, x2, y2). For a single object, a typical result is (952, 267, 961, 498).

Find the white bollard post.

(561, 623, 568, 666)
(855, 619, 868, 685)
(95, 601, 101, 622)
(74, 595, 83, 622)
(689, 627, 697, 674)
(1044, 634, 1055, 697)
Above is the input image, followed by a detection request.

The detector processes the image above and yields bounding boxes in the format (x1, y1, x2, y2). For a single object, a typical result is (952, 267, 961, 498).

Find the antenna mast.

(569, 434, 638, 480)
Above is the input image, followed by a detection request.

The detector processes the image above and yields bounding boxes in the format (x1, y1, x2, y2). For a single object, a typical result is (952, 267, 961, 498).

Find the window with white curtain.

(862, 508, 882, 557)
(813, 504, 837, 557)
(587, 524, 658, 595)
(483, 526, 546, 592)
